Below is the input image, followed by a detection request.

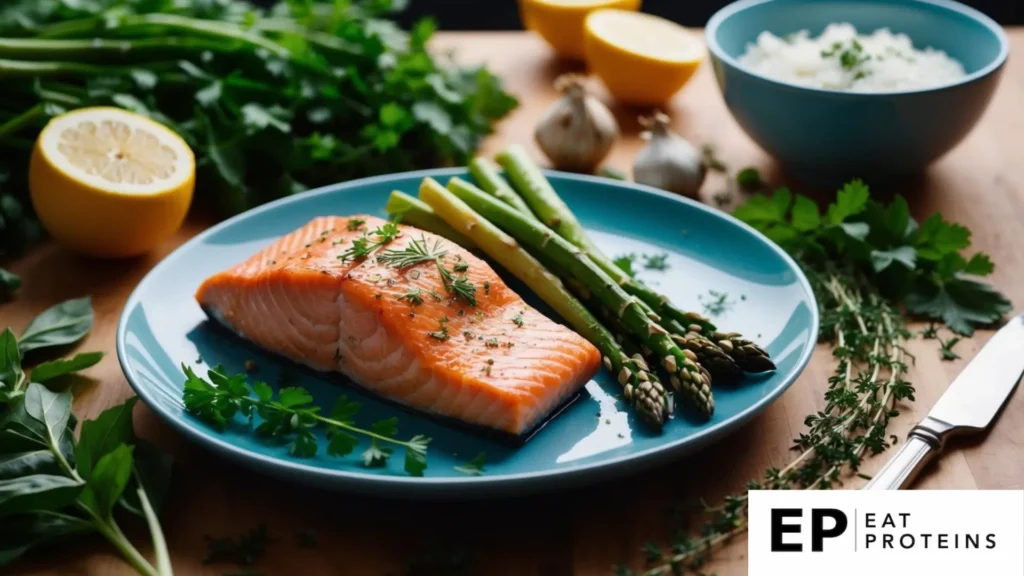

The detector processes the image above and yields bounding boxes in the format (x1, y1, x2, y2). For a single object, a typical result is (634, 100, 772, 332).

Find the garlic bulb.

(633, 111, 706, 199)
(534, 74, 619, 172)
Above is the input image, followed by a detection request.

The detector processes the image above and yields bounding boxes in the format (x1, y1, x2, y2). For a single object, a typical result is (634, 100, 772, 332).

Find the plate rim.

(116, 167, 820, 495)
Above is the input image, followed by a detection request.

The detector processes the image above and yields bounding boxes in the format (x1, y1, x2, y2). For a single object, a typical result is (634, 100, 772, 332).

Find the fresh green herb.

(733, 181, 1010, 335)
(398, 288, 425, 306)
(346, 218, 366, 232)
(453, 261, 469, 272)
(940, 336, 961, 361)
(0, 298, 172, 575)
(485, 338, 499, 348)
(736, 167, 763, 191)
(427, 322, 450, 341)
(511, 313, 524, 327)
(378, 235, 447, 268)
(430, 290, 443, 302)
(338, 223, 400, 262)
(182, 365, 430, 476)
(483, 281, 491, 295)
(204, 525, 270, 566)
(462, 330, 473, 340)
(631, 179, 1006, 575)
(453, 452, 486, 475)
(437, 261, 477, 306)
(821, 41, 843, 57)
(0, 0, 517, 259)
(921, 323, 939, 339)
(613, 253, 637, 278)
(699, 290, 733, 318)
(642, 253, 670, 271)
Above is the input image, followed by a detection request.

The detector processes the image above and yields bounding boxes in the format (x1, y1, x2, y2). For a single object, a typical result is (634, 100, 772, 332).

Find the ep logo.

(771, 508, 848, 552)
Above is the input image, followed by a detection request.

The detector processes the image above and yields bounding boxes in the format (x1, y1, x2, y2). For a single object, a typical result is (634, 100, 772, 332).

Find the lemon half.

(584, 10, 704, 105)
(30, 107, 195, 258)
(520, 0, 642, 59)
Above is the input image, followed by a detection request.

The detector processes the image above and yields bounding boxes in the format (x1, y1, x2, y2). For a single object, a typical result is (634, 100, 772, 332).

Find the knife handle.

(865, 432, 940, 490)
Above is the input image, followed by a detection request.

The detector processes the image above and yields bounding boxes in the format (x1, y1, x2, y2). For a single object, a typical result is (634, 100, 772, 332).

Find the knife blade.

(865, 314, 1024, 490)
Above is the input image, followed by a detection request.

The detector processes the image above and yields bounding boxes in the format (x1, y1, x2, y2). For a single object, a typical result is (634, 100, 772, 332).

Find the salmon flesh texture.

(195, 215, 601, 436)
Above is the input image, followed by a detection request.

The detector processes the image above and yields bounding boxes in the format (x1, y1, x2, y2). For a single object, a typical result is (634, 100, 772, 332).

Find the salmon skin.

(195, 215, 600, 437)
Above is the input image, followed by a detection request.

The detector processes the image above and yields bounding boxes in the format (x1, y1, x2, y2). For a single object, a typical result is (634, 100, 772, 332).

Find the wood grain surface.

(5, 31, 1024, 576)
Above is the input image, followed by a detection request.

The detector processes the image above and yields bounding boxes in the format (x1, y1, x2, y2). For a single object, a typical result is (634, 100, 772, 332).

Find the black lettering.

(883, 534, 893, 548)
(882, 513, 895, 528)
(899, 534, 915, 549)
(771, 509, 803, 552)
(921, 533, 932, 548)
(966, 534, 978, 549)
(811, 509, 848, 552)
(899, 512, 910, 528)
(938, 534, 948, 549)
(865, 534, 876, 548)
(865, 513, 875, 528)
(986, 534, 996, 549)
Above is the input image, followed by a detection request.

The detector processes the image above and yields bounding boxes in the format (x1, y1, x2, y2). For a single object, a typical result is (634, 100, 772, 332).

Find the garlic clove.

(534, 74, 620, 173)
(632, 111, 706, 199)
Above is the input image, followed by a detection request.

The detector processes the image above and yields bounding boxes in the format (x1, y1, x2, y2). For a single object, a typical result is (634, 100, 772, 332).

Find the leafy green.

(735, 167, 763, 191)
(0, 0, 517, 258)
(734, 181, 1010, 335)
(182, 364, 431, 476)
(17, 297, 94, 355)
(613, 254, 637, 278)
(0, 329, 24, 402)
(453, 452, 486, 476)
(29, 352, 104, 383)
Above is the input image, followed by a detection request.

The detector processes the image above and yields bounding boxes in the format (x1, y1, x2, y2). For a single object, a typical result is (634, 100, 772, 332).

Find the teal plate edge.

(116, 168, 820, 499)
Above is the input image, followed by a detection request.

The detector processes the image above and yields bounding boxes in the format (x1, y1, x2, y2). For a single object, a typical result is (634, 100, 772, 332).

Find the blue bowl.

(706, 0, 1008, 181)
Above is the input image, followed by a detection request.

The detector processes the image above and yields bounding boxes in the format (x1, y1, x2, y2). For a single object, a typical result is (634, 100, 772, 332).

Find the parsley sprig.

(733, 181, 1010, 335)
(182, 365, 431, 476)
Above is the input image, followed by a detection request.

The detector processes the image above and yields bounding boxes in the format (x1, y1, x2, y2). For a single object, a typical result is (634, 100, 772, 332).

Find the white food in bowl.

(737, 23, 966, 92)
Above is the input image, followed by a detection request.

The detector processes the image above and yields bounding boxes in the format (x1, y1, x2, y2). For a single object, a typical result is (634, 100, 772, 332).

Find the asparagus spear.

(418, 178, 669, 428)
(495, 146, 775, 374)
(435, 177, 714, 417)
(385, 190, 476, 249)
(467, 159, 539, 221)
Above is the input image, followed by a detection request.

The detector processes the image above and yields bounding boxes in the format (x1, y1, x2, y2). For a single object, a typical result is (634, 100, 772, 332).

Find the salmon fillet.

(195, 215, 600, 436)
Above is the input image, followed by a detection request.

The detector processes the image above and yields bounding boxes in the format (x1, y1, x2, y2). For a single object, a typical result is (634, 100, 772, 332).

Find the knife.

(865, 314, 1024, 490)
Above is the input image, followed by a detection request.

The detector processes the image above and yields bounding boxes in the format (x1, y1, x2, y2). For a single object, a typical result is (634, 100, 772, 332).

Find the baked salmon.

(196, 215, 600, 436)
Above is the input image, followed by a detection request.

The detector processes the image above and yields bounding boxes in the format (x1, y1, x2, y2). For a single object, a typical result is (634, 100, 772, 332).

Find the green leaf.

(0, 268, 19, 301)
(111, 93, 150, 116)
(289, 429, 318, 458)
(412, 101, 452, 135)
(870, 246, 916, 273)
(0, 329, 23, 398)
(252, 381, 273, 402)
(733, 189, 790, 225)
(962, 253, 995, 277)
(789, 196, 821, 232)
(329, 396, 360, 425)
(361, 440, 391, 467)
(195, 81, 223, 107)
(327, 431, 358, 457)
(914, 214, 971, 260)
(81, 444, 134, 517)
(130, 69, 157, 90)
(76, 397, 137, 483)
(379, 102, 409, 128)
(826, 180, 869, 224)
(117, 439, 173, 519)
(0, 475, 83, 517)
(453, 451, 485, 476)
(23, 384, 72, 452)
(839, 222, 870, 241)
(613, 254, 636, 278)
(0, 450, 62, 480)
(0, 511, 91, 567)
(241, 103, 291, 133)
(404, 447, 427, 477)
(277, 387, 313, 408)
(30, 352, 103, 383)
(370, 417, 398, 438)
(906, 278, 1012, 336)
(18, 297, 93, 355)
(735, 167, 762, 190)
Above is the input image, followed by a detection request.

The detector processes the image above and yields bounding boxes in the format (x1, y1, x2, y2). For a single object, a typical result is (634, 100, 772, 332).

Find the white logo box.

(748, 490, 1024, 575)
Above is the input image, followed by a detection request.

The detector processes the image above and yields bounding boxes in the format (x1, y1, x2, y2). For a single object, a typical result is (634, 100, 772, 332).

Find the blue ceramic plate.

(117, 169, 818, 498)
